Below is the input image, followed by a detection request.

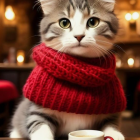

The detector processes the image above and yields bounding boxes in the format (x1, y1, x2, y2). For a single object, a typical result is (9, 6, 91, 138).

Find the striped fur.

(10, 98, 123, 139)
(10, 1, 124, 140)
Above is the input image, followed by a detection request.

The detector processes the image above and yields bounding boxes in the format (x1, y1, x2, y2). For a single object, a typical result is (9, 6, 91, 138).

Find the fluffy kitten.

(10, 0, 124, 140)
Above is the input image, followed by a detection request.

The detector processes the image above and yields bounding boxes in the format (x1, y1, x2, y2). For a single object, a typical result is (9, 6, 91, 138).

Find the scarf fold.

(23, 43, 126, 114)
(33, 44, 116, 87)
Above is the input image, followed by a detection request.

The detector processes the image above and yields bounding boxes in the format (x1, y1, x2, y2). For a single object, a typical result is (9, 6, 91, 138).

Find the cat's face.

(40, 0, 118, 57)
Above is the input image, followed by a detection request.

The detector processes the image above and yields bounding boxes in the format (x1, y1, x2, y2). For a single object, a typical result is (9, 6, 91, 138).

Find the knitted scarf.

(23, 43, 126, 114)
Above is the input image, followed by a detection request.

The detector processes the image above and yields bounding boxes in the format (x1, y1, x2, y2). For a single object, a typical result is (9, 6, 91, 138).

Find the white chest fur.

(44, 108, 108, 136)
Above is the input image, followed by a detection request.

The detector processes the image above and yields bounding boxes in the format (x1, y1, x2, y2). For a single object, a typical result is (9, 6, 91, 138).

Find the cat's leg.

(10, 123, 55, 140)
(27, 112, 58, 140)
(30, 124, 54, 140)
(10, 129, 23, 138)
(100, 114, 124, 140)
(103, 125, 124, 140)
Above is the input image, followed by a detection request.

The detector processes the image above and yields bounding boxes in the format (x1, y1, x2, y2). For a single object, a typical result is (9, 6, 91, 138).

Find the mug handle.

(104, 136, 114, 140)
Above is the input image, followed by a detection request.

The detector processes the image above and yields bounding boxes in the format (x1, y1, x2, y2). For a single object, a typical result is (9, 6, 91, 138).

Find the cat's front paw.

(30, 124, 55, 140)
(103, 127, 125, 140)
(31, 133, 54, 140)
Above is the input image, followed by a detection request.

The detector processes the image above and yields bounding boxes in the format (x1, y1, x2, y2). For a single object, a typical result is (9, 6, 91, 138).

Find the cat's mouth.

(71, 44, 88, 48)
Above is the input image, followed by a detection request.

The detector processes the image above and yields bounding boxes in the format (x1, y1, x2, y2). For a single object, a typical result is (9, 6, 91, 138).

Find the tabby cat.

(10, 0, 125, 140)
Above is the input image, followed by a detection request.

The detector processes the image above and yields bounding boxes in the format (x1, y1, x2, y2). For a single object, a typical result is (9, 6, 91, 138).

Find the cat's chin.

(64, 45, 105, 58)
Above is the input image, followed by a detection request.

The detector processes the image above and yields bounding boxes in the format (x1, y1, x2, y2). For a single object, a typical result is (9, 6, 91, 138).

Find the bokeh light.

(5, 6, 15, 20)
(127, 58, 134, 67)
(125, 13, 132, 21)
(132, 12, 139, 20)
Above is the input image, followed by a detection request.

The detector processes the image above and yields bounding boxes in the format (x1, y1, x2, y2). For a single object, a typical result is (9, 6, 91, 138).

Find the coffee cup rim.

(69, 130, 104, 139)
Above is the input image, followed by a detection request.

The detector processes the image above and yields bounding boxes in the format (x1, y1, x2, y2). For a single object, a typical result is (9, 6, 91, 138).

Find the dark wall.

(0, 0, 43, 63)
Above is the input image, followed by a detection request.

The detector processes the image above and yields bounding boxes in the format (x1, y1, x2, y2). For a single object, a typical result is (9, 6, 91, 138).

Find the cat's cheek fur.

(94, 36, 114, 50)
(39, 0, 58, 15)
(60, 34, 78, 48)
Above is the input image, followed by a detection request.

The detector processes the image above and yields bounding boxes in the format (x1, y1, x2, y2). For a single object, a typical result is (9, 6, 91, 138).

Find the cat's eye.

(59, 18, 71, 29)
(87, 17, 100, 28)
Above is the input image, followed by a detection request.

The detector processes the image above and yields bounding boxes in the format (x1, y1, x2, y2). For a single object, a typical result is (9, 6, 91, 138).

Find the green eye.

(87, 17, 100, 28)
(59, 18, 71, 29)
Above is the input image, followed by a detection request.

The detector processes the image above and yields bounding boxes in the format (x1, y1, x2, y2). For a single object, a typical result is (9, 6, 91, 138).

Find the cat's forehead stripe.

(69, 0, 75, 10)
(67, 0, 90, 17)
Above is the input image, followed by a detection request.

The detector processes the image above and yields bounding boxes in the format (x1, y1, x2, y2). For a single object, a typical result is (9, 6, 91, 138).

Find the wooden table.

(0, 138, 140, 140)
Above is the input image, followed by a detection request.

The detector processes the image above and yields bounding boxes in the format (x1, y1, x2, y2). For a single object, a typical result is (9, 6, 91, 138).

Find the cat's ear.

(100, 0, 115, 12)
(39, 0, 58, 15)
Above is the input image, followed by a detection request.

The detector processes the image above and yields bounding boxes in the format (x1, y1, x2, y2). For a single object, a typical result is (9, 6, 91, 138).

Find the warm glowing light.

(132, 12, 139, 20)
(127, 58, 134, 67)
(116, 60, 122, 68)
(5, 6, 15, 20)
(125, 13, 132, 21)
(17, 50, 25, 65)
(17, 55, 24, 63)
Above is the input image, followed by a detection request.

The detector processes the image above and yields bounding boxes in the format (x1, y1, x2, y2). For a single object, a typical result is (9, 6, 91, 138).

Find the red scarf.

(23, 43, 126, 114)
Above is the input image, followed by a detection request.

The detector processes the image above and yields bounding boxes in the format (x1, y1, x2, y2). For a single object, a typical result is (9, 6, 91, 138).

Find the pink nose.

(75, 35, 85, 42)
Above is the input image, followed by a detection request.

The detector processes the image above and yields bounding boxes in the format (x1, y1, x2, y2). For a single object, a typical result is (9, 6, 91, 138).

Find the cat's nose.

(75, 35, 85, 42)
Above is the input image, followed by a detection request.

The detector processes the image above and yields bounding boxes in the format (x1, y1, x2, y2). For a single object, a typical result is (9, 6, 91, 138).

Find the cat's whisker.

(94, 39, 113, 45)
(114, 44, 126, 53)
(88, 42, 106, 56)
(37, 5, 43, 11)
(27, 42, 42, 55)
(53, 44, 65, 59)
(54, 50, 64, 60)
(52, 43, 62, 49)
(83, 40, 109, 57)
(56, 47, 66, 59)
(34, 1, 44, 11)
(88, 39, 114, 57)
(87, 40, 109, 56)
(89, 45, 100, 57)
(31, 35, 41, 38)
(33, 1, 41, 9)
(88, 43, 107, 64)
(94, 39, 120, 56)
(44, 42, 62, 58)
(93, 39, 125, 53)
(97, 46, 115, 66)
(91, 42, 113, 65)
(88, 39, 114, 54)
(95, 45, 108, 57)
(47, 42, 61, 47)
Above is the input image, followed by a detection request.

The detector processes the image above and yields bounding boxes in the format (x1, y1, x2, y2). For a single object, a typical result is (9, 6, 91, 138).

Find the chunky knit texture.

(23, 43, 126, 114)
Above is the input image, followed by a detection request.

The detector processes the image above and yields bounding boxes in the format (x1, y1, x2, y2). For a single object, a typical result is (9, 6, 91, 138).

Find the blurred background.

(0, 0, 140, 138)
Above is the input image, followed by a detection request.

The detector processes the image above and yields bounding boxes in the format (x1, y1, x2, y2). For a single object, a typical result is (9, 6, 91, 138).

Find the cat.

(9, 0, 125, 140)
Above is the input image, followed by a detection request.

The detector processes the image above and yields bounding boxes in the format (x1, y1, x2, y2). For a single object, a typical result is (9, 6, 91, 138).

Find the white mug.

(68, 130, 104, 140)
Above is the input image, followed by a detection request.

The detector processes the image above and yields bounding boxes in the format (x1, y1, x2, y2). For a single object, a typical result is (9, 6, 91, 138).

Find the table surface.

(0, 138, 140, 140)
(0, 63, 35, 70)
